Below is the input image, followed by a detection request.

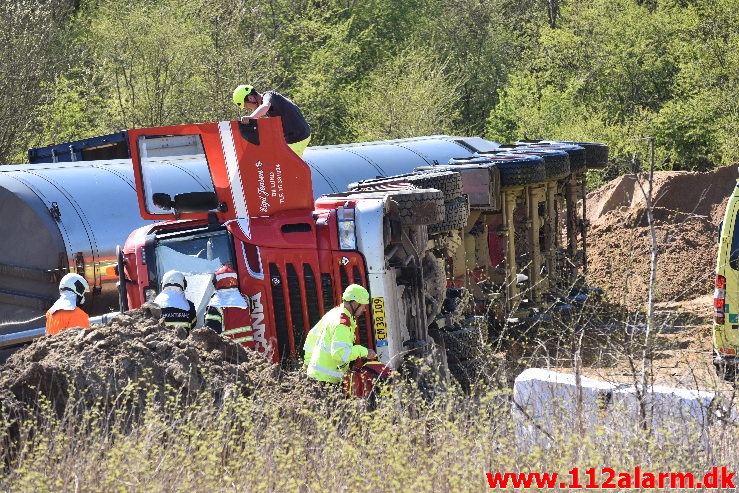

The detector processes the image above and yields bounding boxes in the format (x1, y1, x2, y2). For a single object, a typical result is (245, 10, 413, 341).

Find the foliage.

(485, 0, 739, 171)
(0, 0, 737, 172)
(415, 0, 546, 135)
(0, 0, 73, 163)
(346, 46, 464, 141)
(288, 11, 371, 145)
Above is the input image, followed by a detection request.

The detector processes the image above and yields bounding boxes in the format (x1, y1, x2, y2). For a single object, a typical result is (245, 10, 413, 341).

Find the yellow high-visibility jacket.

(304, 305, 368, 383)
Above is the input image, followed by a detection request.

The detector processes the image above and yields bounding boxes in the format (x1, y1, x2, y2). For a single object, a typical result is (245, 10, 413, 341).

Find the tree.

(486, 0, 690, 166)
(346, 46, 464, 141)
(414, 0, 545, 135)
(0, 0, 73, 163)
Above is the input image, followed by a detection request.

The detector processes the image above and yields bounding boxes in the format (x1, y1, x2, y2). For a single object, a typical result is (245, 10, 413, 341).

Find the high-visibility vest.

(304, 305, 368, 383)
(154, 289, 197, 332)
(45, 306, 90, 335)
(205, 305, 254, 348)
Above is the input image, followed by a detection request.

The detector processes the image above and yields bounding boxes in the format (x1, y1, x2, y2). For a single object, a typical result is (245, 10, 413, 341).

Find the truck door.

(127, 119, 314, 238)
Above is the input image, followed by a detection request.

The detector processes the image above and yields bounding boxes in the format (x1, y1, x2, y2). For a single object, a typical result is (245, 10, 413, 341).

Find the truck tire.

(406, 171, 463, 200)
(448, 355, 487, 391)
(508, 149, 570, 181)
(443, 324, 483, 362)
(449, 156, 546, 188)
(493, 158, 547, 187)
(516, 141, 587, 173)
(350, 170, 463, 201)
(389, 189, 445, 226)
(559, 141, 609, 169)
(429, 195, 470, 233)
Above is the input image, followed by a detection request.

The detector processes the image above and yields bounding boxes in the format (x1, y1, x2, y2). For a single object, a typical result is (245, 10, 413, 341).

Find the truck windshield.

(154, 229, 235, 281)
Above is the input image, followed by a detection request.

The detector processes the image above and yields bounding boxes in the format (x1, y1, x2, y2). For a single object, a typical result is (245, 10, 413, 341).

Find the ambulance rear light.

(714, 274, 726, 324)
(716, 274, 726, 289)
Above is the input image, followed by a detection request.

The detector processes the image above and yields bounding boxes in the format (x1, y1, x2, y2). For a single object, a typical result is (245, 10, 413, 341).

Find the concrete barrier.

(512, 368, 733, 448)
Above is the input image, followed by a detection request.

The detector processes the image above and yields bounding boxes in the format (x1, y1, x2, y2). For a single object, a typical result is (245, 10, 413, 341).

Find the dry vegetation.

(0, 302, 737, 491)
(1, 358, 737, 492)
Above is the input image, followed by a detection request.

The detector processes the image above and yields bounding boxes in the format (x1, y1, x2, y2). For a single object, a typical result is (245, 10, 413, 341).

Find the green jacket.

(304, 305, 369, 383)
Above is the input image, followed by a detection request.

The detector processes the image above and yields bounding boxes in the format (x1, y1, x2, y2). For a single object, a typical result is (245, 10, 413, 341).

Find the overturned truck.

(1, 118, 606, 385)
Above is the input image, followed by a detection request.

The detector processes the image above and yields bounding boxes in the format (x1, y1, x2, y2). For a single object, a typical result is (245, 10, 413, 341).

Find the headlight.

(337, 206, 356, 250)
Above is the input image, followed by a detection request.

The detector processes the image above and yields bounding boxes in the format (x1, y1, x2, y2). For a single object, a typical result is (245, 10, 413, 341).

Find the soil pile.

(586, 164, 737, 307)
(0, 304, 337, 419)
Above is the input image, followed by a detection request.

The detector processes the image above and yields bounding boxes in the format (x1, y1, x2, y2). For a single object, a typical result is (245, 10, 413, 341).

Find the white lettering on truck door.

(250, 291, 270, 354)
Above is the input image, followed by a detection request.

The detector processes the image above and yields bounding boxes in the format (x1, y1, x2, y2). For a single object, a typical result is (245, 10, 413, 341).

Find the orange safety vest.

(45, 306, 90, 335)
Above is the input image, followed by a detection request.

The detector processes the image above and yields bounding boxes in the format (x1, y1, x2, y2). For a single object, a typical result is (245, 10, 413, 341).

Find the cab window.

(137, 134, 216, 214)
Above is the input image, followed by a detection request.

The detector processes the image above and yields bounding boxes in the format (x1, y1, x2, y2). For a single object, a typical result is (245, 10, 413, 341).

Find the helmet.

(161, 270, 186, 290)
(233, 85, 255, 108)
(214, 265, 238, 289)
(342, 284, 370, 304)
(59, 273, 89, 298)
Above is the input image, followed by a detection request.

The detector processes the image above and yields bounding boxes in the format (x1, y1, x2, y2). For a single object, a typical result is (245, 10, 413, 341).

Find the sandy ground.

(560, 165, 739, 392)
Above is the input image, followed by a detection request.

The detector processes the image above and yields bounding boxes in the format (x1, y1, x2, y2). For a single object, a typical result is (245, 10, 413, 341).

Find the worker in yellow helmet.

(303, 284, 377, 383)
(232, 85, 311, 157)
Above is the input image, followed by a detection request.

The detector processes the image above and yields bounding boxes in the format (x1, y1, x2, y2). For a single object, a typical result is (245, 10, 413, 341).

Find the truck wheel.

(559, 141, 609, 169)
(494, 158, 547, 187)
(516, 141, 588, 173)
(510, 150, 570, 180)
(443, 324, 483, 362)
(448, 355, 487, 391)
(429, 195, 470, 233)
(451, 156, 546, 188)
(389, 189, 445, 226)
(406, 171, 463, 200)
(350, 170, 463, 201)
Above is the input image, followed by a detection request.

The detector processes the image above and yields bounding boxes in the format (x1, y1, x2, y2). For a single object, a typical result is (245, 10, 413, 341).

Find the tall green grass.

(1, 371, 736, 492)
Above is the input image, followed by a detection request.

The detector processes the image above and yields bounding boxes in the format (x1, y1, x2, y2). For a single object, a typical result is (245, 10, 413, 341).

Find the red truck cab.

(120, 118, 377, 362)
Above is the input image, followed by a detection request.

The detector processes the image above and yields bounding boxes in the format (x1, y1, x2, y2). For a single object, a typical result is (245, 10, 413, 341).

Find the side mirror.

(717, 220, 723, 244)
(152, 192, 174, 210)
(173, 191, 219, 213)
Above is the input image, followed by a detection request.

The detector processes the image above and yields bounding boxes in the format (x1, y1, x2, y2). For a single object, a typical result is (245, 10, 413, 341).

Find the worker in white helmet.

(46, 272, 90, 335)
(153, 270, 197, 333)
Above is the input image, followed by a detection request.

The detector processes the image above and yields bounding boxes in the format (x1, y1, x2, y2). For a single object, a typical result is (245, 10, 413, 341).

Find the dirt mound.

(0, 304, 337, 419)
(586, 164, 738, 307)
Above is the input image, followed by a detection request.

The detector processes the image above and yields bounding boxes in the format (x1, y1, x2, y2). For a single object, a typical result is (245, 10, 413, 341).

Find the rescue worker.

(303, 284, 377, 384)
(153, 270, 197, 333)
(46, 273, 90, 335)
(204, 265, 255, 349)
(232, 85, 311, 157)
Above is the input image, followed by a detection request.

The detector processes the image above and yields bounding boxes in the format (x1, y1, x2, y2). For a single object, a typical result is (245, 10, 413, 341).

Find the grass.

(1, 365, 737, 493)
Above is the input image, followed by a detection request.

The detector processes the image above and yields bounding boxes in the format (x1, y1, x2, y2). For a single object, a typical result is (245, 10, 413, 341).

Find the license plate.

(372, 297, 387, 345)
